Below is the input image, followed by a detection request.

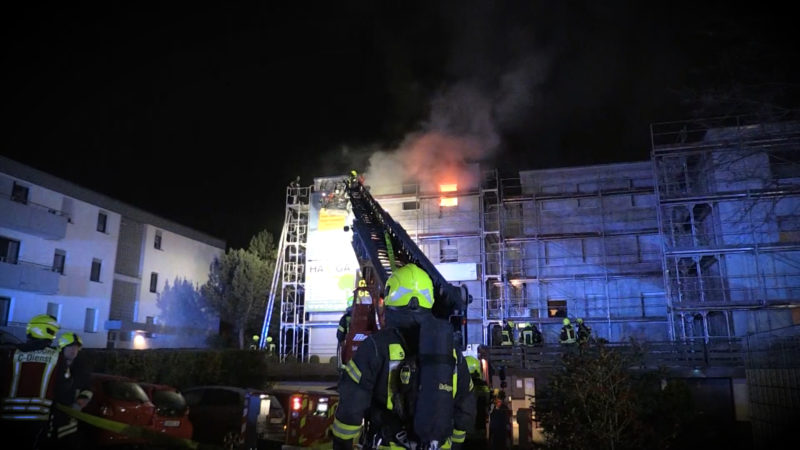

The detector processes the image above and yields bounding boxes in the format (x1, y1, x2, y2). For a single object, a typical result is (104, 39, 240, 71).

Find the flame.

(440, 197, 458, 207)
(439, 183, 457, 192)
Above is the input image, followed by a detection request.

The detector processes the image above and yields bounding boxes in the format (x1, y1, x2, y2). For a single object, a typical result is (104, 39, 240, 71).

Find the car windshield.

(104, 381, 150, 403)
(152, 389, 188, 416)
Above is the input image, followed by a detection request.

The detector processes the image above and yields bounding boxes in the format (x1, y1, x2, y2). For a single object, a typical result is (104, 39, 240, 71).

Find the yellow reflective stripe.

(469, 378, 474, 392)
(452, 349, 458, 398)
(331, 418, 361, 440)
(388, 343, 404, 360)
(451, 429, 466, 443)
(338, 325, 345, 332)
(344, 360, 361, 384)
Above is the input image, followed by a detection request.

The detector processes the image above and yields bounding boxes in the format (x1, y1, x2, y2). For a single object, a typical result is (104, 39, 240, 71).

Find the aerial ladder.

(339, 171, 472, 365)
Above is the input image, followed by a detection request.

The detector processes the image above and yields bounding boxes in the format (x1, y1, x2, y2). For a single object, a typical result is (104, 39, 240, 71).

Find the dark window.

(154, 231, 162, 250)
(104, 381, 150, 403)
(0, 296, 10, 326)
(52, 249, 66, 274)
(402, 201, 419, 211)
(0, 236, 20, 265)
(150, 273, 158, 293)
(11, 182, 29, 204)
(97, 212, 108, 233)
(440, 240, 457, 262)
(90, 259, 102, 282)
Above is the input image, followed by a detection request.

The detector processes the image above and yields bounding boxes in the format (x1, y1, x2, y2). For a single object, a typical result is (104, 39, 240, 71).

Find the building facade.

(0, 156, 225, 349)
(274, 113, 800, 361)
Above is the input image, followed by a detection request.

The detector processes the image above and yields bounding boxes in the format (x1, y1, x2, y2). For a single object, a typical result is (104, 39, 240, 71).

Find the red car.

(139, 382, 194, 442)
(83, 373, 158, 447)
(83, 373, 194, 448)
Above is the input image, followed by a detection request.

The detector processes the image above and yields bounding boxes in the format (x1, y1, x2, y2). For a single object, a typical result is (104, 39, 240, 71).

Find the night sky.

(3, 1, 798, 250)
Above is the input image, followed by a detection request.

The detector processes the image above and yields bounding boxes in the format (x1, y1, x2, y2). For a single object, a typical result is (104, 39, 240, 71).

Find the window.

(154, 231, 162, 250)
(0, 236, 20, 265)
(402, 201, 419, 211)
(90, 259, 102, 282)
(0, 296, 10, 326)
(84, 308, 98, 333)
(150, 272, 159, 293)
(97, 212, 108, 233)
(52, 249, 66, 275)
(11, 182, 29, 204)
(547, 299, 567, 318)
(439, 240, 458, 262)
(47, 302, 62, 322)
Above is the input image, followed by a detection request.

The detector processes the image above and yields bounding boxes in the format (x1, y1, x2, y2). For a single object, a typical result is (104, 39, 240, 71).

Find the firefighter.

(0, 314, 61, 449)
(337, 296, 354, 345)
(331, 263, 475, 449)
(464, 356, 490, 450)
(518, 323, 543, 346)
(576, 318, 592, 345)
(559, 318, 576, 344)
(249, 334, 260, 350)
(49, 332, 92, 449)
(500, 320, 514, 346)
(266, 336, 276, 354)
(336, 296, 354, 369)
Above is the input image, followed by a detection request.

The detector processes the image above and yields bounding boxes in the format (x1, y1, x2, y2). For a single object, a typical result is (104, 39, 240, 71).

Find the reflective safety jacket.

(332, 327, 475, 449)
(559, 325, 576, 344)
(500, 325, 514, 346)
(1, 342, 61, 422)
(520, 326, 542, 346)
(577, 323, 592, 344)
(337, 310, 352, 344)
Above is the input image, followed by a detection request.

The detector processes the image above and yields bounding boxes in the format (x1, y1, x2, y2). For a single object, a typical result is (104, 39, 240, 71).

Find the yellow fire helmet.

(576, 318, 584, 324)
(27, 314, 60, 340)
(58, 332, 83, 350)
(384, 263, 434, 309)
(562, 318, 571, 326)
(465, 355, 481, 377)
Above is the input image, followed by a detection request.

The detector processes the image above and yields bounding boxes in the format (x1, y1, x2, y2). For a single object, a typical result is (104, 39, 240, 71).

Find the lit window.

(440, 197, 458, 207)
(439, 183, 457, 192)
(547, 299, 567, 318)
(90, 259, 102, 282)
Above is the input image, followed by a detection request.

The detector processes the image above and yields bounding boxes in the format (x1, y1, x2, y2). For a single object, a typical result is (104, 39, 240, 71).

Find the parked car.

(182, 385, 286, 450)
(138, 382, 194, 442)
(83, 373, 157, 447)
(266, 383, 338, 449)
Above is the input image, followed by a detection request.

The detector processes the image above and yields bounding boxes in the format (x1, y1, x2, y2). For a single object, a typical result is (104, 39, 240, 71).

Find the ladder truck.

(338, 171, 472, 365)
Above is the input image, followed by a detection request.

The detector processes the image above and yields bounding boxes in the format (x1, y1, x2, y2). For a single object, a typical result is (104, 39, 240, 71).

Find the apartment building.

(0, 156, 225, 349)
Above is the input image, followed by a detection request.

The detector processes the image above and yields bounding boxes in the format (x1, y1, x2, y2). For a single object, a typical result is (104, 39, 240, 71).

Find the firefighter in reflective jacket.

(50, 332, 92, 449)
(332, 264, 476, 449)
(519, 323, 543, 346)
(500, 321, 514, 346)
(559, 318, 576, 344)
(464, 356, 490, 448)
(0, 314, 61, 449)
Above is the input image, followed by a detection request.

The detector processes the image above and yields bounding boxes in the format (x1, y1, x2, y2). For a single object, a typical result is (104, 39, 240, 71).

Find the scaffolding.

(271, 181, 310, 361)
(270, 113, 800, 357)
(651, 111, 800, 342)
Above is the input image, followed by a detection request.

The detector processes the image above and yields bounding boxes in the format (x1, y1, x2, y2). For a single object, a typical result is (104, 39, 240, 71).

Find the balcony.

(0, 195, 68, 240)
(0, 258, 60, 294)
